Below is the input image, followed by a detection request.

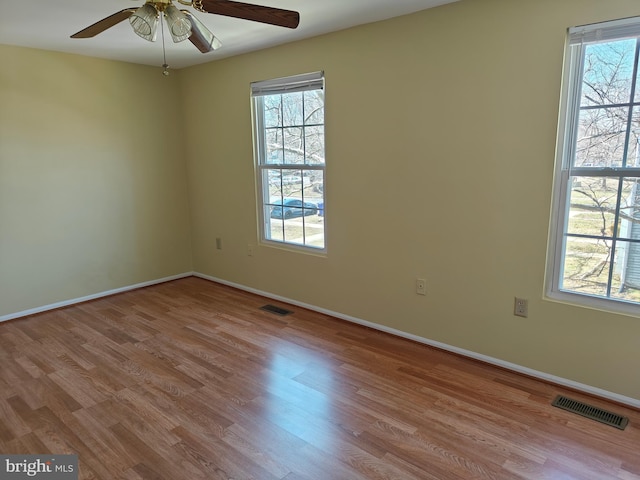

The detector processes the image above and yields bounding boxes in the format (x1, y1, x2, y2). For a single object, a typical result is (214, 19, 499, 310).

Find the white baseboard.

(194, 272, 640, 410)
(0, 272, 194, 323)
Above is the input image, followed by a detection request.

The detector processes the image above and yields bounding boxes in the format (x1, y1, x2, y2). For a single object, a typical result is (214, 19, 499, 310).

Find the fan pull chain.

(161, 13, 169, 76)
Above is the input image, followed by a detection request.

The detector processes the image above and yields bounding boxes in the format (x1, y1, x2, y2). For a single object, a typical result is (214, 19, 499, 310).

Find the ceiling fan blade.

(198, 0, 299, 29)
(182, 11, 223, 53)
(188, 32, 222, 53)
(70, 9, 136, 38)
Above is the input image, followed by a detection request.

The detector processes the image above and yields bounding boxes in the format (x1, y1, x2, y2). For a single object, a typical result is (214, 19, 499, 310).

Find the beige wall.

(181, 0, 640, 401)
(0, 46, 193, 315)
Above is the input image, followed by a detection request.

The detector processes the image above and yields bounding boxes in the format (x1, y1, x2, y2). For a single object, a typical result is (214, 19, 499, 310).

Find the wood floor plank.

(1, 276, 639, 479)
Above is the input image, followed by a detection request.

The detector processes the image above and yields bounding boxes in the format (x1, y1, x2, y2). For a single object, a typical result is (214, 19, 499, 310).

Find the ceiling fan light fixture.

(182, 11, 222, 53)
(164, 5, 192, 43)
(129, 4, 159, 42)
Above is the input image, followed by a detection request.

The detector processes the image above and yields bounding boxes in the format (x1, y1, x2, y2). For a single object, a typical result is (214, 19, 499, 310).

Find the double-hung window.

(549, 17, 640, 313)
(251, 72, 326, 252)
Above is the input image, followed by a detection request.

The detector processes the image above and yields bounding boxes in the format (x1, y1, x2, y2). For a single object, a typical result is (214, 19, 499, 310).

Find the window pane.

(264, 95, 282, 128)
(268, 215, 285, 241)
(303, 170, 323, 201)
(576, 106, 628, 168)
(265, 129, 283, 164)
(566, 176, 619, 237)
(561, 237, 612, 296)
(265, 169, 282, 198)
(282, 92, 303, 126)
(283, 212, 305, 244)
(283, 127, 304, 164)
(278, 169, 303, 196)
(581, 39, 636, 107)
(304, 90, 324, 125)
(305, 216, 325, 249)
(305, 126, 325, 165)
(267, 170, 304, 201)
(615, 177, 640, 239)
(627, 107, 640, 167)
(610, 240, 640, 302)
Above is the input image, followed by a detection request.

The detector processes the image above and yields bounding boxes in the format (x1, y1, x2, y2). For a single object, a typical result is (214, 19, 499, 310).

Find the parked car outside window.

(270, 199, 318, 219)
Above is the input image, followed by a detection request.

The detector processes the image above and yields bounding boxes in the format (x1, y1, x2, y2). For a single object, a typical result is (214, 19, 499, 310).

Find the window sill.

(545, 289, 640, 318)
(260, 239, 328, 257)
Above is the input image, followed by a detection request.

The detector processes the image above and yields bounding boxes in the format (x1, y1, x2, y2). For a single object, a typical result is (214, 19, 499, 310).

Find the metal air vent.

(259, 304, 293, 316)
(551, 395, 628, 430)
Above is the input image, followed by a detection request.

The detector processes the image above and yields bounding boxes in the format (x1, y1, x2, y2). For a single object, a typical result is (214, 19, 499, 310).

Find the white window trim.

(546, 17, 640, 317)
(251, 71, 327, 254)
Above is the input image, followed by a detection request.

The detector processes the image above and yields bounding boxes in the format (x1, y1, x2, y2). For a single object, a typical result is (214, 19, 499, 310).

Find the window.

(548, 17, 640, 313)
(251, 72, 326, 252)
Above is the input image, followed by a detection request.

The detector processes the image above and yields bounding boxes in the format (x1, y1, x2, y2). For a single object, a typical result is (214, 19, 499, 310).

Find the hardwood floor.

(1, 277, 638, 479)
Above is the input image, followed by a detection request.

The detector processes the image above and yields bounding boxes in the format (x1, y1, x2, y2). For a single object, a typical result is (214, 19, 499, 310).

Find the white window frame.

(547, 16, 640, 316)
(251, 71, 326, 254)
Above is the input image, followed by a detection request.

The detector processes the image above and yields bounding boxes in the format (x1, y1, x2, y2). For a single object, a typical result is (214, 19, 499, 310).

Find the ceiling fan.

(70, 0, 300, 54)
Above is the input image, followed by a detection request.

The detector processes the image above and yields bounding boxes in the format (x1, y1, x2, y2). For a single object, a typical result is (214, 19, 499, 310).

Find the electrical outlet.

(248, 244, 254, 257)
(215, 237, 222, 250)
(514, 297, 528, 317)
(416, 278, 427, 296)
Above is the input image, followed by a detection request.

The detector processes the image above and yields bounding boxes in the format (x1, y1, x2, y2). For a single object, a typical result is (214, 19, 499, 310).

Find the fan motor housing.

(149, 0, 174, 12)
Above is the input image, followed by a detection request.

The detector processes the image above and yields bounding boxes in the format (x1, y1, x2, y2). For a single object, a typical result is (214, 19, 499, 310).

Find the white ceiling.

(0, 0, 458, 69)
